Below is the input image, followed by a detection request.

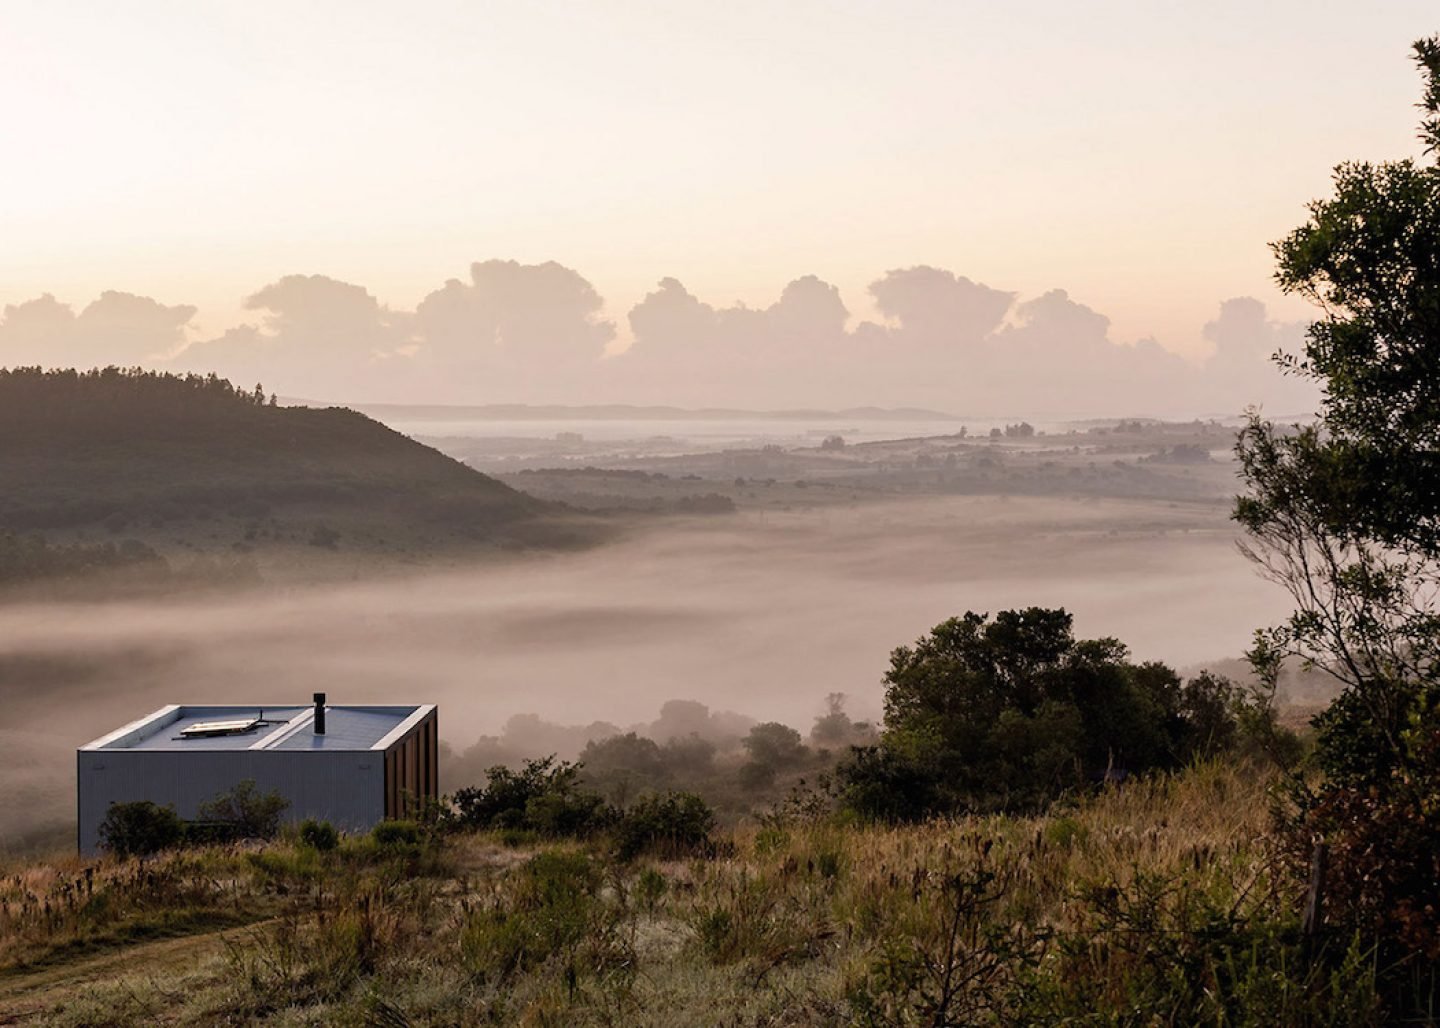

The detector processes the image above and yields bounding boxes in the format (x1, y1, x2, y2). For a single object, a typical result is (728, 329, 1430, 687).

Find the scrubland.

(0, 759, 1376, 1026)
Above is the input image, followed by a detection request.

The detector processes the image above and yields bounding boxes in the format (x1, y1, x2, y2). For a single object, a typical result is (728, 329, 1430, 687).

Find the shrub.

(195, 780, 289, 842)
(97, 800, 185, 857)
(459, 852, 616, 982)
(371, 820, 422, 848)
(298, 818, 339, 852)
(611, 791, 716, 861)
(1281, 726, 1440, 1005)
(449, 756, 612, 838)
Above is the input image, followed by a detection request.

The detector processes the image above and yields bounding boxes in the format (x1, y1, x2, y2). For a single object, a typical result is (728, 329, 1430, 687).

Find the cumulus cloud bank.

(0, 262, 1317, 416)
(0, 291, 196, 369)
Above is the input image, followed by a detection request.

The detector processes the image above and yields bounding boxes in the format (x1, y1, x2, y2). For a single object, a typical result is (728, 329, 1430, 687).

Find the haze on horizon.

(3, 1, 1435, 412)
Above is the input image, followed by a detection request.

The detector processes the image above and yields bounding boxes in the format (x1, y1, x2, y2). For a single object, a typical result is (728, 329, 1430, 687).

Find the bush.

(298, 818, 339, 851)
(195, 779, 289, 841)
(611, 791, 716, 861)
(97, 800, 185, 857)
(1281, 726, 1440, 1004)
(459, 851, 619, 982)
(371, 820, 422, 847)
(449, 756, 612, 838)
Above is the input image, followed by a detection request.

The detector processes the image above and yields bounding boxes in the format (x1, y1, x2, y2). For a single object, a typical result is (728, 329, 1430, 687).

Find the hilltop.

(0, 368, 594, 581)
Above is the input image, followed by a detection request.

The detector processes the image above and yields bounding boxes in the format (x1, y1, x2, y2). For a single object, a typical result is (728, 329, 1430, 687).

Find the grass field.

(0, 759, 1375, 1026)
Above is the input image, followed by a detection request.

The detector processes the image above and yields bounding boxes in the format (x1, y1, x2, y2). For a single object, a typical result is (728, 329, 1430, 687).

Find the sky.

(1, 1, 1436, 409)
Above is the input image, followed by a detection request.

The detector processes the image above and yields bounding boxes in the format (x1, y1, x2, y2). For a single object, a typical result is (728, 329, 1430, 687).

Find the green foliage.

(1234, 38, 1440, 1019)
(578, 732, 669, 803)
(297, 819, 339, 852)
(449, 756, 613, 838)
(836, 746, 939, 823)
(459, 851, 631, 986)
(97, 801, 184, 858)
(193, 780, 289, 842)
(1282, 727, 1440, 977)
(634, 867, 668, 911)
(1014, 870, 1380, 1024)
(842, 608, 1235, 819)
(743, 722, 808, 769)
(0, 531, 166, 586)
(371, 820, 421, 848)
(611, 791, 717, 861)
(811, 692, 876, 748)
(846, 862, 1036, 1026)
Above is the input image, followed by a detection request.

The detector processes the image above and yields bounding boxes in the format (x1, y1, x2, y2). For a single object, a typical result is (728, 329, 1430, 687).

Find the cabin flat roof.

(81, 704, 432, 753)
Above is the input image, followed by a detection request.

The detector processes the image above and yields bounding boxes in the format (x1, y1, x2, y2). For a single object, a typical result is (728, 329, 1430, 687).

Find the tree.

(196, 779, 289, 840)
(811, 692, 856, 745)
(742, 722, 807, 769)
(578, 732, 669, 804)
(1235, 37, 1440, 999)
(841, 608, 1223, 818)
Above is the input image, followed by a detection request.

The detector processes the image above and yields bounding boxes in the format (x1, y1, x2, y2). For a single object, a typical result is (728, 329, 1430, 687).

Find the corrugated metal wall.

(76, 750, 384, 854)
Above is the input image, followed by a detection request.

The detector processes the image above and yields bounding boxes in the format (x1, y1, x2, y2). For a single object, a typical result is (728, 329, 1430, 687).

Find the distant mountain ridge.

(333, 401, 964, 422)
(0, 367, 572, 560)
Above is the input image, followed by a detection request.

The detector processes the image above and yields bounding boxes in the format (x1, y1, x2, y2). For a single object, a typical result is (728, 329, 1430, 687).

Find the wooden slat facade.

(383, 708, 439, 819)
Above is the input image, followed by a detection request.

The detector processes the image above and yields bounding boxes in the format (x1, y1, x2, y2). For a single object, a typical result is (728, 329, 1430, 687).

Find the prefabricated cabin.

(76, 694, 437, 854)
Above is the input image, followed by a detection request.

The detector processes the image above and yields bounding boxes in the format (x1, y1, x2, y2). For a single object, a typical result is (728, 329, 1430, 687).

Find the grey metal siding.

(77, 750, 384, 855)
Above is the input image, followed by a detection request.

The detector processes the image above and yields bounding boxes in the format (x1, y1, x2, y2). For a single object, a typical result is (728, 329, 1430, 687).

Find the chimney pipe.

(313, 692, 326, 735)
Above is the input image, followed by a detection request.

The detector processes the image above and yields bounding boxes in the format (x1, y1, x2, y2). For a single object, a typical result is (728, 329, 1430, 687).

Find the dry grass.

(0, 760, 1377, 1026)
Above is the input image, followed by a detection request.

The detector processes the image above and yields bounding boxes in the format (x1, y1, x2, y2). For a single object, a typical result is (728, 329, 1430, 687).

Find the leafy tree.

(842, 609, 1225, 818)
(742, 722, 808, 769)
(811, 692, 856, 745)
(195, 779, 289, 840)
(578, 732, 669, 804)
(661, 733, 717, 778)
(1235, 37, 1440, 1003)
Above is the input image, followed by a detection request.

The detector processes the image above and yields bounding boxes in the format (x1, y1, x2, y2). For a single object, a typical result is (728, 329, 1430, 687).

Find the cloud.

(617, 274, 854, 406)
(1200, 297, 1316, 415)
(627, 277, 720, 355)
(0, 290, 196, 368)
(2, 264, 1326, 416)
(865, 266, 1015, 346)
(983, 289, 1193, 414)
(414, 260, 615, 398)
(766, 275, 849, 348)
(171, 274, 409, 401)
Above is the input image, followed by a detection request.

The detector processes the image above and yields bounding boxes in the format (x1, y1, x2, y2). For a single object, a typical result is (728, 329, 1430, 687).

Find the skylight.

(179, 718, 260, 738)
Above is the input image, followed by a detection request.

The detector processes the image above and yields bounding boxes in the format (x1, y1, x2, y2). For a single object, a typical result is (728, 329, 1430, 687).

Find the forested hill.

(0, 367, 571, 561)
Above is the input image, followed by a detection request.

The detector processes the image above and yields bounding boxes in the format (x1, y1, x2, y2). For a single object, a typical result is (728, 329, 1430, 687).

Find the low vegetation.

(6, 758, 1366, 1026)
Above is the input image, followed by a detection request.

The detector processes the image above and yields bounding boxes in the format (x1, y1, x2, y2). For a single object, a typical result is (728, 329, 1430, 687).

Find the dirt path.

(0, 919, 276, 1024)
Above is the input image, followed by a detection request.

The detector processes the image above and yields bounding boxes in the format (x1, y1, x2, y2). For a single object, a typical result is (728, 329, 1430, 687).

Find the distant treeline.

(0, 531, 164, 583)
(0, 366, 273, 438)
(0, 366, 549, 552)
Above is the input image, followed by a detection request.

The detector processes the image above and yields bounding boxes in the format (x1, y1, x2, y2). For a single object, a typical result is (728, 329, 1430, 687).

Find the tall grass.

(0, 760, 1384, 1025)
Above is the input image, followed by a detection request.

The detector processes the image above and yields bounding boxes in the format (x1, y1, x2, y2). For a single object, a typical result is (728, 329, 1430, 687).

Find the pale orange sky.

(2, 1, 1435, 358)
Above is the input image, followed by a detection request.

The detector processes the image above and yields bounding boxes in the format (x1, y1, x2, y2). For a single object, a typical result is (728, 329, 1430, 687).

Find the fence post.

(1301, 841, 1327, 944)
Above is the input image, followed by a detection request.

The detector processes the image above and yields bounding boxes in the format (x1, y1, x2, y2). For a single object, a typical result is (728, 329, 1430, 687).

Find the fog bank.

(0, 495, 1291, 846)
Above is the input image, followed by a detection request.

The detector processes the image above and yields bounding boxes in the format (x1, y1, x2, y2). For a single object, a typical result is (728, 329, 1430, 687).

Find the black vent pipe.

(314, 692, 326, 735)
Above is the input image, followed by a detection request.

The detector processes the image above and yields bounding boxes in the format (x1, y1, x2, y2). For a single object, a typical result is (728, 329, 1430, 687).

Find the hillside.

(0, 368, 588, 574)
(0, 762, 1348, 1025)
